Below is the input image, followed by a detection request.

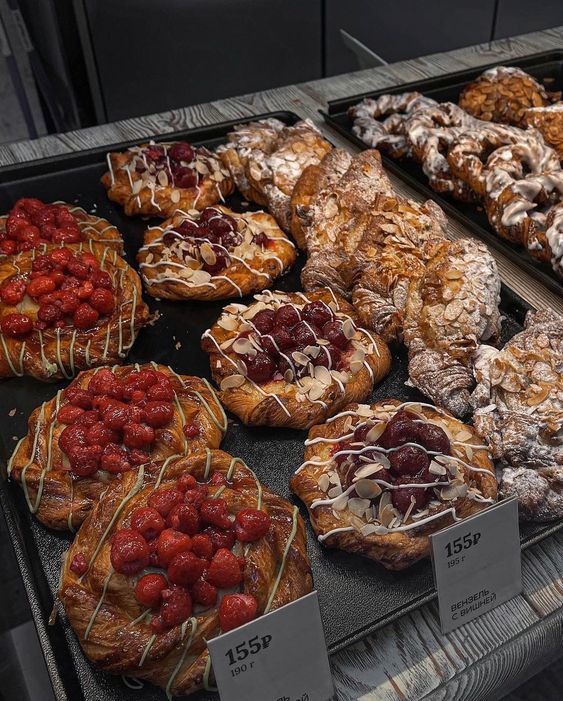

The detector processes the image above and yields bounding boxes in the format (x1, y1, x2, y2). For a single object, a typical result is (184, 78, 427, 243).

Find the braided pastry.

(458, 66, 554, 126)
(0, 243, 149, 380)
(348, 92, 437, 158)
(101, 140, 233, 218)
(202, 289, 390, 430)
(471, 310, 563, 521)
(0, 198, 123, 257)
(291, 399, 496, 570)
(522, 103, 563, 160)
(137, 205, 296, 301)
(59, 449, 312, 697)
(8, 363, 226, 530)
(218, 118, 332, 232)
(403, 238, 502, 417)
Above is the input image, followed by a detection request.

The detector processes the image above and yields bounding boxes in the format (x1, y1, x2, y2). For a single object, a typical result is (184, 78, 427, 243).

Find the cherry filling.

(0, 249, 117, 338)
(333, 409, 452, 515)
(106, 473, 270, 633)
(55, 367, 195, 478)
(132, 141, 201, 189)
(1, 198, 83, 255)
(234, 300, 352, 385)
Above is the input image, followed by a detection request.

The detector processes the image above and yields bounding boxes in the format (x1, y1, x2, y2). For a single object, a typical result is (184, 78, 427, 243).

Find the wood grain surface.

(0, 25, 561, 701)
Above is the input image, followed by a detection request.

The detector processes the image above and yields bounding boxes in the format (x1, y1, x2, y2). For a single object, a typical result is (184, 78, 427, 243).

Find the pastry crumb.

(8, 408, 16, 417)
(147, 310, 161, 326)
(175, 341, 182, 350)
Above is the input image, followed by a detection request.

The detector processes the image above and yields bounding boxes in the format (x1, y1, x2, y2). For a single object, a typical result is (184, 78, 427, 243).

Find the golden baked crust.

(0, 243, 149, 381)
(137, 205, 296, 301)
(8, 363, 226, 530)
(202, 289, 391, 429)
(58, 449, 312, 697)
(291, 399, 497, 570)
(101, 141, 234, 218)
(0, 200, 123, 256)
(522, 103, 563, 160)
(458, 66, 553, 126)
(472, 309, 563, 521)
(218, 118, 332, 232)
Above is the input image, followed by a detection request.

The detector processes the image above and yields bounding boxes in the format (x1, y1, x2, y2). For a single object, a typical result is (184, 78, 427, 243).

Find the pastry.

(291, 399, 496, 570)
(458, 66, 554, 126)
(8, 363, 226, 530)
(59, 449, 312, 697)
(348, 92, 438, 158)
(0, 198, 123, 256)
(218, 118, 332, 232)
(522, 103, 563, 160)
(137, 204, 296, 301)
(0, 243, 149, 380)
(201, 289, 391, 429)
(402, 238, 502, 417)
(101, 140, 234, 218)
(472, 309, 563, 521)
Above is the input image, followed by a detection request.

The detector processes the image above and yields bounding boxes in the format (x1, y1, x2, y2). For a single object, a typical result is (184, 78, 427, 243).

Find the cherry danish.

(291, 399, 496, 570)
(101, 140, 234, 218)
(137, 205, 296, 301)
(8, 363, 226, 529)
(59, 450, 312, 697)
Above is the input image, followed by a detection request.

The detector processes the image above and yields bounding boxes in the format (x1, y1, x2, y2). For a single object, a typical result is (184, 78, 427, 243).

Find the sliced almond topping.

(157, 170, 169, 187)
(232, 337, 253, 355)
(353, 462, 386, 479)
(220, 374, 246, 390)
(318, 474, 330, 492)
(170, 190, 181, 203)
(342, 318, 356, 340)
(200, 242, 217, 266)
(429, 460, 447, 476)
(283, 369, 294, 383)
(332, 495, 349, 511)
(292, 351, 309, 366)
(327, 485, 343, 498)
(219, 338, 236, 350)
(308, 382, 326, 401)
(303, 345, 321, 358)
(366, 423, 385, 442)
(242, 302, 267, 319)
(348, 497, 371, 517)
(313, 365, 332, 385)
(455, 429, 473, 442)
(445, 269, 463, 280)
(218, 316, 239, 331)
(354, 479, 382, 499)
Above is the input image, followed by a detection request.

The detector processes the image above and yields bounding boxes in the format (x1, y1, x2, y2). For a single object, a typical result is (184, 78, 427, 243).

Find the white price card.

(207, 591, 334, 701)
(430, 497, 522, 634)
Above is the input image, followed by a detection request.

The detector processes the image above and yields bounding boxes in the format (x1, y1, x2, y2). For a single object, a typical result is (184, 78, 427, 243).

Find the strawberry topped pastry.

(0, 198, 123, 256)
(291, 399, 497, 570)
(202, 289, 391, 429)
(101, 140, 234, 218)
(8, 363, 226, 530)
(137, 205, 296, 301)
(0, 243, 148, 380)
(59, 450, 312, 697)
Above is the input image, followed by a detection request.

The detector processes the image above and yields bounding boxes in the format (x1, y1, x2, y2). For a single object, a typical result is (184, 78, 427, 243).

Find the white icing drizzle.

(84, 569, 114, 640)
(264, 505, 299, 613)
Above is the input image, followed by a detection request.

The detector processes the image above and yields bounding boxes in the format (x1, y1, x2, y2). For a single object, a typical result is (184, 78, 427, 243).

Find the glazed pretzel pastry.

(59, 449, 312, 697)
(0, 198, 123, 256)
(458, 66, 556, 126)
(8, 363, 227, 530)
(101, 140, 234, 218)
(403, 238, 502, 418)
(471, 310, 563, 522)
(0, 242, 149, 381)
(218, 118, 332, 232)
(137, 204, 296, 301)
(201, 289, 391, 430)
(522, 103, 563, 160)
(348, 92, 438, 158)
(291, 399, 496, 570)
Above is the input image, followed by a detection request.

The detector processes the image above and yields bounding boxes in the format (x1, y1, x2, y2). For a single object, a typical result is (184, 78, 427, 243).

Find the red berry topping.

(274, 304, 300, 328)
(191, 533, 213, 560)
(135, 573, 167, 609)
(1, 312, 33, 337)
(416, 423, 451, 455)
(234, 509, 271, 542)
(110, 529, 150, 576)
(67, 444, 102, 477)
(378, 410, 420, 449)
(389, 445, 430, 476)
(73, 303, 99, 330)
(167, 550, 206, 586)
(156, 528, 192, 567)
(203, 526, 236, 552)
(177, 474, 197, 493)
(149, 488, 184, 518)
(183, 423, 200, 439)
(142, 400, 174, 428)
(292, 320, 319, 346)
(166, 503, 200, 535)
(159, 586, 192, 629)
(301, 300, 333, 328)
(191, 578, 217, 607)
(169, 142, 195, 163)
(391, 477, 431, 514)
(252, 309, 275, 334)
(147, 382, 175, 402)
(69, 552, 88, 576)
(200, 498, 232, 530)
(57, 404, 85, 425)
(322, 320, 348, 349)
(122, 422, 155, 449)
(245, 351, 276, 384)
(219, 594, 258, 632)
(0, 278, 26, 305)
(206, 548, 242, 589)
(89, 287, 114, 315)
(100, 445, 131, 474)
(131, 506, 165, 540)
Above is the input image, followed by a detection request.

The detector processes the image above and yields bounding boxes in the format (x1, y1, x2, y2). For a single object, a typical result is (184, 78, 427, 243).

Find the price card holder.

(207, 591, 334, 701)
(430, 497, 522, 634)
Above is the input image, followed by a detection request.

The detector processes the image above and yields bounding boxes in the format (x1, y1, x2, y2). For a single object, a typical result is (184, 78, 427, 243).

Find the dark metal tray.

(0, 111, 561, 701)
(321, 50, 563, 296)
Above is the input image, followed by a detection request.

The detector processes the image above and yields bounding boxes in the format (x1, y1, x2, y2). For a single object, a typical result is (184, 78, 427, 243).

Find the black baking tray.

(0, 111, 561, 701)
(321, 50, 563, 297)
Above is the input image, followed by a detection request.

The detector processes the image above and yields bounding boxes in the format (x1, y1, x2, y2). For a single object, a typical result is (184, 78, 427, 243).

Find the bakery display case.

(0, 12, 562, 701)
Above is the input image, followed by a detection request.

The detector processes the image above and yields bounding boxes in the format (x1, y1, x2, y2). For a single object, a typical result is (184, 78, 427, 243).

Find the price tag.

(207, 591, 334, 701)
(430, 497, 522, 634)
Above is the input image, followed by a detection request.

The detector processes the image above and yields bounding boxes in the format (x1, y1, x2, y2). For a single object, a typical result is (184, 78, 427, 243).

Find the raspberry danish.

(8, 363, 226, 530)
(202, 289, 391, 429)
(0, 198, 123, 257)
(101, 140, 234, 218)
(59, 449, 312, 697)
(291, 400, 496, 570)
(0, 243, 149, 380)
(137, 205, 296, 301)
